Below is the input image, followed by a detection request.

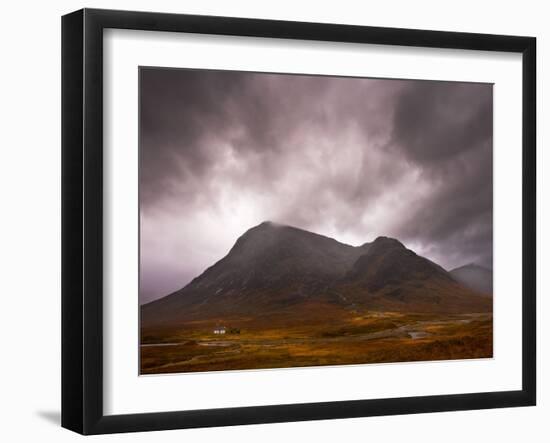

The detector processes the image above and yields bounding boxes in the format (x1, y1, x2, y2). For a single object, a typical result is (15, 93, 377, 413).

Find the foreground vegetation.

(140, 311, 493, 374)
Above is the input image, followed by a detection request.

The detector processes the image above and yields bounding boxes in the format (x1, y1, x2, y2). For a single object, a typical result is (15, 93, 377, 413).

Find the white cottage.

(213, 326, 226, 335)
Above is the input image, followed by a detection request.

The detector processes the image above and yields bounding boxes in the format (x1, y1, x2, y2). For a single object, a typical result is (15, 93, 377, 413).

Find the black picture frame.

(61, 8, 536, 435)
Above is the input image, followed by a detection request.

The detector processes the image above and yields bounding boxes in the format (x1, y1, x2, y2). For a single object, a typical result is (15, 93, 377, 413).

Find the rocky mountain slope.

(142, 222, 491, 327)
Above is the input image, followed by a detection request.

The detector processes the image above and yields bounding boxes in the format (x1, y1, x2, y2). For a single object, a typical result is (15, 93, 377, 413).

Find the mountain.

(449, 263, 493, 296)
(142, 222, 491, 327)
(344, 236, 452, 291)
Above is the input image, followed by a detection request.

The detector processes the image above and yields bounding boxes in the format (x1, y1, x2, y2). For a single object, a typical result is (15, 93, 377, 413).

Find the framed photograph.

(62, 8, 536, 435)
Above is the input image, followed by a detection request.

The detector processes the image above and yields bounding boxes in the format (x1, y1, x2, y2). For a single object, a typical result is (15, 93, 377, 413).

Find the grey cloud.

(389, 81, 493, 269)
(139, 68, 492, 303)
(391, 81, 492, 164)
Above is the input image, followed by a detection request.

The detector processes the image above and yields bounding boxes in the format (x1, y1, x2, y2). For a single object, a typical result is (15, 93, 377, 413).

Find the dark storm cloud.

(391, 81, 492, 164)
(389, 81, 493, 271)
(140, 69, 399, 210)
(139, 68, 493, 303)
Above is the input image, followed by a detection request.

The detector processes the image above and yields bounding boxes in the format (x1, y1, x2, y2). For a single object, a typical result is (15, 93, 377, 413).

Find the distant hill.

(142, 222, 491, 327)
(450, 263, 493, 296)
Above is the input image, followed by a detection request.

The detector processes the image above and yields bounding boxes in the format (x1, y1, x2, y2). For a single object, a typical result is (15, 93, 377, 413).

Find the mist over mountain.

(142, 222, 491, 327)
(449, 264, 493, 295)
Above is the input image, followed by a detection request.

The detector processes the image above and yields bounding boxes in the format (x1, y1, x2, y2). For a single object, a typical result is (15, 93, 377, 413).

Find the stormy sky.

(139, 68, 492, 304)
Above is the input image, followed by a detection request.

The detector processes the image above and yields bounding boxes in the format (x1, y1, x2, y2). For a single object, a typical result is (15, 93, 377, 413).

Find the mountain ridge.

(449, 263, 493, 296)
(142, 222, 491, 327)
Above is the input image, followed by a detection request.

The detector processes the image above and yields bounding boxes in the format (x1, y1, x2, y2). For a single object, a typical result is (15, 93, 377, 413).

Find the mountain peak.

(449, 263, 493, 295)
(346, 235, 452, 293)
(248, 220, 289, 233)
(234, 221, 287, 244)
(258, 220, 282, 228)
(450, 263, 493, 275)
(225, 221, 356, 275)
(369, 236, 405, 253)
(455, 263, 491, 271)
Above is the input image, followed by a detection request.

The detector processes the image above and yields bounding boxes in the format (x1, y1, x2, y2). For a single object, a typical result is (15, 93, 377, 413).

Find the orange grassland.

(140, 310, 492, 374)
